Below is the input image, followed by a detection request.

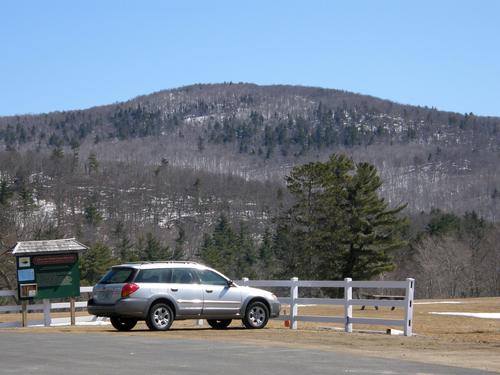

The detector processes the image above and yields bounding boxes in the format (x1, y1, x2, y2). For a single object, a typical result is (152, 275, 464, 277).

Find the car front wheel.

(146, 303, 174, 331)
(243, 301, 269, 329)
(207, 319, 232, 329)
(110, 317, 137, 331)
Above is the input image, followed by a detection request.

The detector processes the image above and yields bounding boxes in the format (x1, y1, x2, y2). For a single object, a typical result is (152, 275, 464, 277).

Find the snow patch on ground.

(48, 320, 111, 327)
(415, 301, 463, 305)
(429, 312, 500, 319)
(35, 316, 111, 327)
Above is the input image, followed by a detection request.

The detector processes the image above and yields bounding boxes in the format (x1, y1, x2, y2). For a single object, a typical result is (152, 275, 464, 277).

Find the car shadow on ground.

(106, 326, 248, 333)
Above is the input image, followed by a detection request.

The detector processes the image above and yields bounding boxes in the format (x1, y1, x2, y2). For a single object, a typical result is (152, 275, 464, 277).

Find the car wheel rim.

(248, 306, 266, 327)
(153, 307, 170, 328)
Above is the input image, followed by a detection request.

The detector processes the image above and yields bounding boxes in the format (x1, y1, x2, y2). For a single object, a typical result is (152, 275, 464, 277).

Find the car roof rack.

(120, 261, 203, 265)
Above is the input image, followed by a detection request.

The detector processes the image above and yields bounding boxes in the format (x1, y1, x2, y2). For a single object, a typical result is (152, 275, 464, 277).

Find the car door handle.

(171, 288, 178, 292)
(205, 289, 213, 293)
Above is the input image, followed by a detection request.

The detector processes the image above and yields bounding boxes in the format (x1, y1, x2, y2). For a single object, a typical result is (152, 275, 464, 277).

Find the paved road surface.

(0, 333, 497, 375)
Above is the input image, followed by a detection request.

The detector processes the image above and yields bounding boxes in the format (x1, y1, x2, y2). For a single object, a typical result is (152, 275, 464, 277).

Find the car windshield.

(98, 267, 136, 284)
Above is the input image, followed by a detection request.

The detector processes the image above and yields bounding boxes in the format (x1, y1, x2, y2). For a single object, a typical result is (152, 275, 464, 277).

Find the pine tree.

(138, 232, 170, 261)
(200, 233, 223, 268)
(84, 204, 102, 226)
(200, 214, 238, 276)
(426, 209, 461, 236)
(236, 223, 257, 278)
(285, 154, 352, 279)
(271, 219, 300, 278)
(17, 180, 35, 228)
(284, 154, 407, 280)
(0, 180, 12, 205)
(259, 228, 273, 263)
(340, 162, 407, 279)
(112, 221, 136, 261)
(80, 242, 116, 285)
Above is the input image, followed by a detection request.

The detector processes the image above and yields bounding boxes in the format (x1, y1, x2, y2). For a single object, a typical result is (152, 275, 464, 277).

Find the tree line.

(1, 150, 499, 298)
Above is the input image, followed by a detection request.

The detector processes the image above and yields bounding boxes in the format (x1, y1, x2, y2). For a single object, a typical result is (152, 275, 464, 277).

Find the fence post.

(344, 278, 352, 333)
(241, 277, 249, 287)
(404, 278, 415, 336)
(43, 299, 51, 327)
(290, 277, 298, 330)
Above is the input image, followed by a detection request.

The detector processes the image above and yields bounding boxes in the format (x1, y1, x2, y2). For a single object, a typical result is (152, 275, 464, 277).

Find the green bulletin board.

(17, 253, 81, 300)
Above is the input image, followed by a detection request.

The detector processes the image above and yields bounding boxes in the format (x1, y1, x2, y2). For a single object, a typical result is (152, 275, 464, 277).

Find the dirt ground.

(1, 297, 499, 373)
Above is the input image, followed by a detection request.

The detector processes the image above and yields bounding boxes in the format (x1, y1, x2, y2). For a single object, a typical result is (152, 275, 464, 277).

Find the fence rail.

(0, 287, 95, 328)
(1, 278, 415, 336)
(238, 277, 415, 336)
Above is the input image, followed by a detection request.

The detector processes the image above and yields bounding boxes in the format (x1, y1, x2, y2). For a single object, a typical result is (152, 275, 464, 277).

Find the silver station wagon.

(87, 261, 280, 331)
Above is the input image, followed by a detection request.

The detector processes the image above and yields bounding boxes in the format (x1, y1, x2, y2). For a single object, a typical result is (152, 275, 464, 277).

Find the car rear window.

(98, 267, 136, 284)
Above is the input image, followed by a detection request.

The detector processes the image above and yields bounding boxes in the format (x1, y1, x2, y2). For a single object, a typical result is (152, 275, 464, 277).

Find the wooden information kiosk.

(12, 238, 88, 327)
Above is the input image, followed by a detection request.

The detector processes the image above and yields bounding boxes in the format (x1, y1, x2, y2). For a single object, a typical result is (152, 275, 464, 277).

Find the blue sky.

(1, 1, 499, 116)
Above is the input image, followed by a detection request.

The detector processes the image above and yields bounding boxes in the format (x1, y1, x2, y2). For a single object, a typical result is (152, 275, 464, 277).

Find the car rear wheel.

(207, 319, 232, 329)
(146, 303, 174, 331)
(110, 317, 137, 331)
(243, 301, 269, 329)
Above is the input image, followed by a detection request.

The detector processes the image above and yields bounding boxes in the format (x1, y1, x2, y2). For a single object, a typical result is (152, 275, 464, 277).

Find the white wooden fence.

(0, 278, 415, 336)
(237, 277, 415, 336)
(0, 287, 94, 328)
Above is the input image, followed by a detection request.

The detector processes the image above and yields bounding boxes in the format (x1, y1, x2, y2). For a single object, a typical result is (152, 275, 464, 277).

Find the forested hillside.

(1, 83, 499, 219)
(1, 83, 499, 297)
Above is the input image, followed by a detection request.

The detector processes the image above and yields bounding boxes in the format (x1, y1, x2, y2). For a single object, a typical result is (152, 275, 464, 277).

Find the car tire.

(110, 317, 137, 331)
(146, 303, 174, 331)
(207, 319, 232, 329)
(243, 301, 269, 329)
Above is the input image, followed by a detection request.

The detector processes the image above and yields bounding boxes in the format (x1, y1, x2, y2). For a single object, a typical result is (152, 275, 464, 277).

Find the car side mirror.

(227, 280, 235, 287)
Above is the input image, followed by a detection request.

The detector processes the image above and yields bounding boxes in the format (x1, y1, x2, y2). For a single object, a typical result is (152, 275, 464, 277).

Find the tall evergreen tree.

(84, 204, 102, 226)
(200, 214, 237, 276)
(112, 221, 136, 261)
(200, 216, 261, 278)
(284, 154, 352, 279)
(270, 219, 299, 278)
(80, 242, 116, 285)
(236, 223, 258, 278)
(0, 180, 12, 205)
(283, 154, 407, 280)
(340, 162, 407, 279)
(138, 232, 171, 261)
(258, 227, 274, 277)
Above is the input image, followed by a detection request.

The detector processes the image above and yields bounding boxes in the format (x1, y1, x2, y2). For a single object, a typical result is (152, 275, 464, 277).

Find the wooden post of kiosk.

(42, 299, 51, 327)
(21, 300, 28, 327)
(70, 297, 76, 325)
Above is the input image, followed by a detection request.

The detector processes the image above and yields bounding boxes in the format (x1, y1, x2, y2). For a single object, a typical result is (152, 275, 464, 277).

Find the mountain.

(1, 83, 499, 221)
(2, 83, 500, 298)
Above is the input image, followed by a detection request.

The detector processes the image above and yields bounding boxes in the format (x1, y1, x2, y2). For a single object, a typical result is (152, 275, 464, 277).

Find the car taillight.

(121, 283, 139, 298)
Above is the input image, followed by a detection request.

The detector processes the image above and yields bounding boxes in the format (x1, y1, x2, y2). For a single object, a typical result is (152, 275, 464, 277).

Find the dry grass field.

(1, 297, 499, 373)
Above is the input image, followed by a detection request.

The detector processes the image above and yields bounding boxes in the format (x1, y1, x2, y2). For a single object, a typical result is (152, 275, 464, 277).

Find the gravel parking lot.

(1, 297, 499, 373)
(1, 332, 498, 375)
